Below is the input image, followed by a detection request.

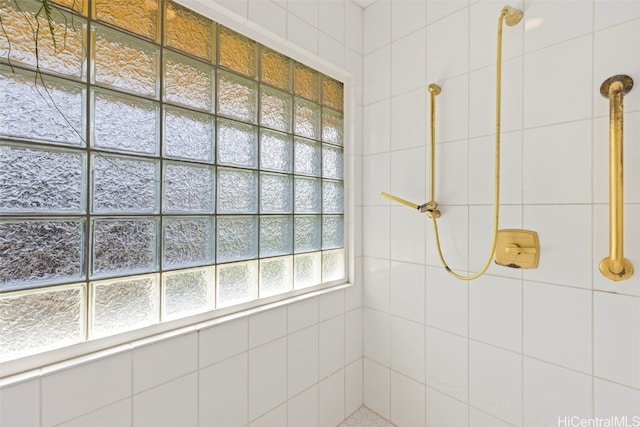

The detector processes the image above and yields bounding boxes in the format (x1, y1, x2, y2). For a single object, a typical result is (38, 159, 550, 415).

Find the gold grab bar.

(599, 75, 634, 281)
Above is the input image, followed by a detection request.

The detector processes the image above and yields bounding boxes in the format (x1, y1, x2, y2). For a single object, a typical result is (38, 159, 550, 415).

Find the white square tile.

(319, 315, 345, 379)
(249, 306, 287, 348)
(287, 12, 318, 55)
(363, 308, 390, 366)
(433, 75, 469, 144)
(319, 289, 345, 321)
(319, 369, 345, 427)
(288, 325, 319, 397)
(391, 317, 425, 383)
(426, 387, 469, 427)
(363, 46, 391, 105)
(363, 359, 391, 419)
(594, 378, 640, 418)
(345, 359, 364, 416)
(319, 0, 345, 42)
(524, 0, 593, 52)
(58, 399, 131, 427)
(287, 0, 318, 26)
(425, 327, 468, 403)
(523, 282, 592, 373)
(0, 379, 40, 427)
(390, 372, 426, 427)
(469, 275, 522, 352)
(469, 407, 514, 427)
(363, 0, 391, 54)
(345, 273, 363, 311)
(199, 317, 248, 367)
(469, 341, 522, 426)
(215, 0, 248, 18)
(426, 206, 470, 273)
(288, 296, 318, 333)
(594, 291, 640, 389)
(434, 140, 468, 205)
(288, 385, 319, 427)
(248, 0, 286, 39)
(363, 207, 390, 259)
(523, 357, 592, 427)
(390, 89, 427, 151)
(425, 266, 468, 336)
(133, 333, 197, 393)
(199, 353, 248, 427)
(363, 153, 390, 206)
(390, 261, 426, 324)
(392, 0, 426, 41)
(249, 404, 287, 427)
(391, 29, 426, 96)
(426, 0, 467, 25)
(133, 373, 197, 427)
(363, 100, 391, 155)
(345, 0, 363, 54)
(594, 0, 640, 30)
(363, 257, 390, 312)
(390, 206, 427, 265)
(249, 338, 287, 421)
(345, 308, 363, 363)
(426, 8, 469, 81)
(390, 146, 427, 206)
(319, 33, 345, 68)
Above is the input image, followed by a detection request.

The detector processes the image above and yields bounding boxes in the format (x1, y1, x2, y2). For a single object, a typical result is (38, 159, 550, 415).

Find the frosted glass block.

(93, 23, 159, 97)
(162, 267, 214, 321)
(217, 71, 258, 123)
(260, 173, 292, 213)
(89, 274, 159, 338)
(51, 0, 86, 13)
(217, 216, 258, 263)
(322, 145, 343, 179)
(322, 249, 345, 283)
(0, 144, 85, 213)
(0, 66, 84, 145)
(261, 48, 292, 91)
(92, 218, 158, 277)
(164, 50, 214, 111)
(294, 63, 320, 102)
(0, 219, 84, 290)
(322, 215, 344, 249)
(260, 86, 292, 132)
(217, 118, 258, 168)
(294, 138, 321, 176)
(0, 1, 85, 78)
(260, 256, 293, 298)
(165, 1, 215, 62)
(294, 177, 321, 213)
(92, 154, 159, 213)
(0, 284, 85, 362)
(260, 130, 292, 172)
(322, 76, 344, 112)
(219, 26, 257, 78)
(294, 252, 321, 289)
(322, 180, 344, 214)
(93, 89, 159, 155)
(163, 162, 215, 213)
(260, 216, 293, 257)
(294, 98, 321, 139)
(163, 216, 215, 268)
(164, 106, 214, 162)
(93, 0, 159, 41)
(217, 261, 258, 308)
(294, 215, 321, 253)
(322, 109, 344, 146)
(217, 169, 258, 214)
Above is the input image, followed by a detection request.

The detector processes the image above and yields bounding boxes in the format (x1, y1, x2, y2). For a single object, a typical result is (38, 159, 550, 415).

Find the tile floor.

(339, 405, 397, 427)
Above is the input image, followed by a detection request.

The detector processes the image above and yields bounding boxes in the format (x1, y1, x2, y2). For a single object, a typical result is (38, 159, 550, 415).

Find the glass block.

(163, 216, 215, 269)
(217, 71, 258, 124)
(164, 50, 214, 111)
(260, 256, 293, 298)
(0, 1, 86, 78)
(0, 144, 85, 213)
(164, 106, 214, 162)
(89, 274, 159, 338)
(217, 118, 258, 168)
(294, 215, 321, 253)
(0, 284, 85, 363)
(162, 266, 214, 321)
(260, 86, 292, 132)
(217, 168, 258, 214)
(217, 216, 258, 263)
(294, 97, 321, 139)
(165, 1, 215, 62)
(163, 162, 215, 213)
(92, 154, 159, 213)
(260, 173, 292, 214)
(216, 260, 258, 308)
(322, 76, 344, 112)
(92, 89, 159, 155)
(322, 215, 344, 249)
(294, 137, 321, 176)
(0, 66, 84, 146)
(261, 47, 291, 91)
(51, 0, 86, 14)
(0, 219, 84, 290)
(322, 145, 343, 179)
(260, 130, 292, 173)
(294, 252, 321, 289)
(294, 177, 321, 213)
(93, 0, 159, 41)
(322, 249, 345, 283)
(218, 26, 257, 78)
(322, 109, 344, 146)
(93, 23, 159, 97)
(260, 216, 293, 257)
(294, 63, 320, 102)
(91, 218, 158, 277)
(322, 180, 344, 214)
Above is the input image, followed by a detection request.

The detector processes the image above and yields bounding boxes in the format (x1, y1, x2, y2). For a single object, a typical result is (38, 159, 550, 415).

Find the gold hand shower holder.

(599, 75, 634, 281)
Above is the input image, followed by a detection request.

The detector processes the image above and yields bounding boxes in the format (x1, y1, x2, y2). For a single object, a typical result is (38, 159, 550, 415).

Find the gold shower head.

(502, 6, 523, 26)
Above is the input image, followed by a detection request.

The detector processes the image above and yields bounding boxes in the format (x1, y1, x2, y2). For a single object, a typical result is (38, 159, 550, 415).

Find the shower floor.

(339, 405, 397, 427)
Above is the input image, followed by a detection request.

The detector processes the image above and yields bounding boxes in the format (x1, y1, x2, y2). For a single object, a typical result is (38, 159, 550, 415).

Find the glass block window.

(0, 0, 345, 363)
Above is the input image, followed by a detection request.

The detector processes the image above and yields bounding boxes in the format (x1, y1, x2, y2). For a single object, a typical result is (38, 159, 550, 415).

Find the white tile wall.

(0, 379, 40, 427)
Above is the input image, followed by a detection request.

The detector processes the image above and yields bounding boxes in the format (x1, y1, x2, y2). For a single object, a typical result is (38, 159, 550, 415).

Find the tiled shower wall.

(0, 1, 365, 426)
(362, 0, 640, 425)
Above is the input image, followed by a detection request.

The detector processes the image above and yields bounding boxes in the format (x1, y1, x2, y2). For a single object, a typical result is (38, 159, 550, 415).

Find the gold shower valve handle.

(494, 229, 540, 269)
(504, 244, 537, 255)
